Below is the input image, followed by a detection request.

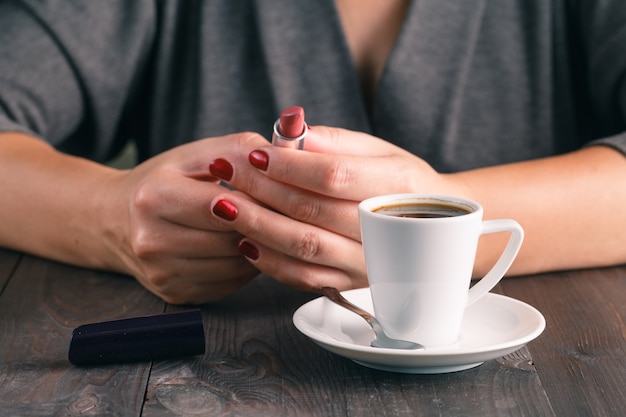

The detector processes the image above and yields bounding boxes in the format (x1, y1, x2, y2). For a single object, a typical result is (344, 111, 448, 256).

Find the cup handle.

(466, 219, 524, 306)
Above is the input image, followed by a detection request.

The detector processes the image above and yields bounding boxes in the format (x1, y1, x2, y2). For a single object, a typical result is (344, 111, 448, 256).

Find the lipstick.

(272, 106, 307, 150)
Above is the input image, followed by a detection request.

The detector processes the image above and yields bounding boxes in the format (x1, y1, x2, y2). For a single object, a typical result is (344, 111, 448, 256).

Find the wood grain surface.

(500, 268, 626, 417)
(0, 249, 164, 416)
(0, 248, 624, 417)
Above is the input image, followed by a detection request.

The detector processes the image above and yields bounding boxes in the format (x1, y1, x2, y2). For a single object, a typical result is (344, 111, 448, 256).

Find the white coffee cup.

(358, 194, 524, 348)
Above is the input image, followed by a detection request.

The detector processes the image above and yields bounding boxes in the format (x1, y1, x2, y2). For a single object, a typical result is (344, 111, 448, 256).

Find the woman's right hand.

(107, 133, 271, 304)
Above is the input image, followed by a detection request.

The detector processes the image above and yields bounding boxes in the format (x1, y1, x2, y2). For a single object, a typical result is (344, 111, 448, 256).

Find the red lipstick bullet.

(272, 106, 308, 149)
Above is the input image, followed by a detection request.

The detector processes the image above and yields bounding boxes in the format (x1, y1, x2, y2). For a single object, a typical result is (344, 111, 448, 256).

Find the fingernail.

(212, 199, 238, 221)
(209, 158, 234, 181)
(238, 240, 259, 260)
(248, 150, 269, 171)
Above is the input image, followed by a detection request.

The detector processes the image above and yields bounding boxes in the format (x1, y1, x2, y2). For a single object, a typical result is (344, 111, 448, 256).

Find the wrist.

(85, 167, 134, 275)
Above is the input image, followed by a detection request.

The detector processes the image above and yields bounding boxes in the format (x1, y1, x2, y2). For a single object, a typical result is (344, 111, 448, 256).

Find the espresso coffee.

(373, 203, 471, 218)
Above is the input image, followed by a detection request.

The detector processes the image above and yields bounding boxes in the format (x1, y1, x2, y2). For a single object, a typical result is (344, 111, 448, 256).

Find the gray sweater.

(1, 0, 625, 172)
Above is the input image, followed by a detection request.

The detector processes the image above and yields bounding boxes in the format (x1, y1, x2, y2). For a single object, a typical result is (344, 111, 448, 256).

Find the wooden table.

(0, 247, 624, 417)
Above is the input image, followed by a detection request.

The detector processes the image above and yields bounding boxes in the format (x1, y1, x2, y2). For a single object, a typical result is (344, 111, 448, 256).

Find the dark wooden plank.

(143, 276, 554, 417)
(0, 254, 165, 416)
(0, 248, 21, 292)
(501, 268, 626, 417)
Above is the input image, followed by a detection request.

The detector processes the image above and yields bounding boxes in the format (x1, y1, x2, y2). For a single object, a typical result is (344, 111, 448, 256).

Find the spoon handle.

(320, 287, 373, 324)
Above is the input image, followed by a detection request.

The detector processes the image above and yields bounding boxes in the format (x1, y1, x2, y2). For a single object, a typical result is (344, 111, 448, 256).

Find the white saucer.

(293, 288, 545, 374)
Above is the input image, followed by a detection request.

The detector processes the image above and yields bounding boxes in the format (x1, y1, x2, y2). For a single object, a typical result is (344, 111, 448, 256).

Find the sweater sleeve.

(0, 0, 156, 161)
(577, 0, 626, 155)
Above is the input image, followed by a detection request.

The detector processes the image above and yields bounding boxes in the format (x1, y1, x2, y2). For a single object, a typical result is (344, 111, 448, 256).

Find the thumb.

(304, 125, 397, 156)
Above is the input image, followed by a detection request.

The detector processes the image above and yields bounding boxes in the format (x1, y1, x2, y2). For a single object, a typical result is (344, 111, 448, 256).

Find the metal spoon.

(320, 287, 425, 350)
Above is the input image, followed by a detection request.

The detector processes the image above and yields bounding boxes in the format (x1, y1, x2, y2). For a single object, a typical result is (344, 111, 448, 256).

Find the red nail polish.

(248, 150, 269, 171)
(238, 240, 259, 260)
(212, 199, 238, 221)
(209, 158, 234, 181)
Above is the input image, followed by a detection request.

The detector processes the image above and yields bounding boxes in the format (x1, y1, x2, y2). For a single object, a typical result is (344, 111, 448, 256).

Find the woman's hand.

(0, 131, 274, 305)
(209, 126, 626, 293)
(207, 126, 461, 292)
(107, 133, 275, 304)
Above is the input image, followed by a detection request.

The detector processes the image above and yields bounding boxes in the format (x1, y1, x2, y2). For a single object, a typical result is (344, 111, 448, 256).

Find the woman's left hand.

(208, 126, 463, 292)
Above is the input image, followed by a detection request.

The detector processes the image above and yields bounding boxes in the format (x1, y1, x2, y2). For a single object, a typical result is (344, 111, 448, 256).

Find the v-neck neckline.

(331, 0, 415, 118)
(373, 0, 488, 140)
(254, 0, 487, 139)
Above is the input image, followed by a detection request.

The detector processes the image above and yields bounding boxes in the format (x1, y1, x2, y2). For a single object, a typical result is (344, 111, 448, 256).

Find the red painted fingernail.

(238, 240, 259, 260)
(212, 199, 238, 221)
(209, 158, 233, 181)
(248, 150, 269, 171)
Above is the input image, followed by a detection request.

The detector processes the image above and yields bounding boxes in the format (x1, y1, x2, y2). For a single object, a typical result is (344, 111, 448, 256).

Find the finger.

(131, 169, 236, 232)
(130, 221, 244, 258)
(176, 132, 270, 177)
(141, 190, 263, 260)
(249, 146, 421, 200)
(236, 173, 361, 241)
(142, 257, 259, 304)
(303, 126, 402, 155)
(238, 238, 363, 293)
(210, 194, 366, 275)
(209, 154, 362, 241)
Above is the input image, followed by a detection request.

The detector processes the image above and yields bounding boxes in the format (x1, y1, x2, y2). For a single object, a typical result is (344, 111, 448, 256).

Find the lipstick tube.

(272, 106, 308, 150)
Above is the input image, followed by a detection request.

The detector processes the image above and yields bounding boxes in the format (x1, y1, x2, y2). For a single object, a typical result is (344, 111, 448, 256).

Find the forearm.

(0, 133, 127, 272)
(452, 145, 626, 276)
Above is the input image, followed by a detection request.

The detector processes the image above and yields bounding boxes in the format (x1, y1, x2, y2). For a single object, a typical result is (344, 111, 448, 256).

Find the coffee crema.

(372, 203, 471, 218)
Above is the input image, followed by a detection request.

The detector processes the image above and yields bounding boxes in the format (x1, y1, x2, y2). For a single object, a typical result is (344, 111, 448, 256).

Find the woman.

(1, 0, 625, 304)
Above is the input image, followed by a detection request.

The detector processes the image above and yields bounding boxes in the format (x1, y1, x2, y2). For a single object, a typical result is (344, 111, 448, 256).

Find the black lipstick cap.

(68, 310, 205, 366)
